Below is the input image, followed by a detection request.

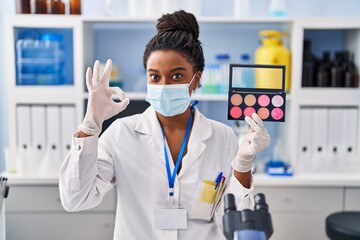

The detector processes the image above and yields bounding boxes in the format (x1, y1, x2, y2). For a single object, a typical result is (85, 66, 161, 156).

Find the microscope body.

(222, 193, 273, 240)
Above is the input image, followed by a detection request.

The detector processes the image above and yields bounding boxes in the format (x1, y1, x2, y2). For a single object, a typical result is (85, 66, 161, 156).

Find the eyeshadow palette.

(227, 64, 286, 122)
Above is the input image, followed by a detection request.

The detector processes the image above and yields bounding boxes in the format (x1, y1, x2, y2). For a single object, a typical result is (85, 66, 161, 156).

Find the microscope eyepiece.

(254, 193, 268, 211)
(224, 193, 237, 212)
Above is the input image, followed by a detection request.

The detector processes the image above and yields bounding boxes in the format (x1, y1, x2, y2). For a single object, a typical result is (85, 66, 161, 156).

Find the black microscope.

(223, 193, 273, 240)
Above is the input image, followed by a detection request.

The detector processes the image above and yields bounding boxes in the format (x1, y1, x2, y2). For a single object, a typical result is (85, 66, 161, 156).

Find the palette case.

(227, 64, 286, 122)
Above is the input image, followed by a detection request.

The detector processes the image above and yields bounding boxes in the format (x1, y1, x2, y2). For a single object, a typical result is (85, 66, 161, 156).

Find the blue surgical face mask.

(145, 74, 196, 117)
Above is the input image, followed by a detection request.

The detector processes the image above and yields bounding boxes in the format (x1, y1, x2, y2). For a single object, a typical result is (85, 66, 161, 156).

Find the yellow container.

(255, 30, 291, 91)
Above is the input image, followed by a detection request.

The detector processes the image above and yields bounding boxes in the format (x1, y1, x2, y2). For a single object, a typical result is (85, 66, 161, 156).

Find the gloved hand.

(78, 59, 130, 136)
(232, 113, 270, 173)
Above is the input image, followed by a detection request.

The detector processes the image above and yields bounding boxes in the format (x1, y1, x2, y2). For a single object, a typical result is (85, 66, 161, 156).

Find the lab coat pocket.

(189, 180, 217, 221)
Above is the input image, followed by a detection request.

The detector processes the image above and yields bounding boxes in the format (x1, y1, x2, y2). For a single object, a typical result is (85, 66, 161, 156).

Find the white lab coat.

(59, 106, 254, 240)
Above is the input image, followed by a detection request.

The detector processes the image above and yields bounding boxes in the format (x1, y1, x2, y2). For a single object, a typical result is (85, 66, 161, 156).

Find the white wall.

(1, 0, 360, 171)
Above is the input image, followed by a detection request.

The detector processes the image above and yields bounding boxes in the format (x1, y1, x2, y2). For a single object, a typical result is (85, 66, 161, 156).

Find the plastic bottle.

(181, 0, 201, 17)
(104, 0, 115, 16)
(216, 53, 230, 94)
(16, 0, 31, 14)
(233, 0, 250, 18)
(240, 53, 254, 88)
(48, 0, 65, 14)
(301, 40, 317, 87)
(129, 0, 151, 17)
(69, 0, 81, 15)
(30, 0, 47, 14)
(255, 30, 291, 91)
(201, 64, 219, 94)
(268, 0, 287, 17)
(39, 33, 65, 85)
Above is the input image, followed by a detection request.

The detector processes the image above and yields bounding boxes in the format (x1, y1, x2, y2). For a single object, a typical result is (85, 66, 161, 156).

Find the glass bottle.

(344, 52, 359, 88)
(16, 0, 31, 14)
(30, 0, 47, 14)
(316, 51, 331, 87)
(302, 40, 317, 87)
(330, 52, 345, 87)
(48, 0, 65, 14)
(69, 0, 82, 15)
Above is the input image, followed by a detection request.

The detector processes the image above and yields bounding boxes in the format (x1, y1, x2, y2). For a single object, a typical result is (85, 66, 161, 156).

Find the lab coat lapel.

(134, 106, 166, 165)
(178, 108, 212, 178)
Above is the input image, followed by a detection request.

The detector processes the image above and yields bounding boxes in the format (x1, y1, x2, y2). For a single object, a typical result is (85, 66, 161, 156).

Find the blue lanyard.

(161, 113, 193, 202)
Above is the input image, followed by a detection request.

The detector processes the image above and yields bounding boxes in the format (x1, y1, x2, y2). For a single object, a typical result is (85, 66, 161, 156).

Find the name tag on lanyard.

(155, 204, 187, 230)
(155, 113, 192, 230)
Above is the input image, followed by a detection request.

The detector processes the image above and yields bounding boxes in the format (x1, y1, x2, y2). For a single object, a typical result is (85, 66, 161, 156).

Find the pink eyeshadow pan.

(272, 95, 284, 107)
(230, 106, 242, 118)
(258, 94, 270, 107)
(244, 107, 256, 117)
(271, 108, 284, 120)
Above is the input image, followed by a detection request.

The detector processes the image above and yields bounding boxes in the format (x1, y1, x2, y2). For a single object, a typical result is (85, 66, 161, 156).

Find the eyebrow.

(147, 67, 187, 73)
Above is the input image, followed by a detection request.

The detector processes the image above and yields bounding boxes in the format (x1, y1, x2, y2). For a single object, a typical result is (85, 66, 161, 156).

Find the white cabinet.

(5, 15, 360, 173)
(289, 19, 360, 173)
(4, 16, 85, 176)
(255, 186, 343, 240)
(6, 184, 116, 240)
(344, 187, 360, 211)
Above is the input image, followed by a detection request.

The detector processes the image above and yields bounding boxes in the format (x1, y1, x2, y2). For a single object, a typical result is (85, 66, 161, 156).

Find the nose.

(158, 77, 172, 85)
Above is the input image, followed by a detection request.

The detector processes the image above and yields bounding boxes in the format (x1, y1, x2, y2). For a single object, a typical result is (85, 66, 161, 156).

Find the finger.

(85, 67, 93, 91)
(251, 113, 265, 128)
(101, 59, 112, 86)
(93, 60, 101, 87)
(114, 98, 130, 113)
(109, 87, 126, 101)
(246, 133, 264, 155)
(245, 116, 260, 132)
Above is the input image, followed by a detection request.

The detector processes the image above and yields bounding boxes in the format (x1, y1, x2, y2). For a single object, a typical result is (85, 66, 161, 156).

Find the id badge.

(155, 203, 187, 230)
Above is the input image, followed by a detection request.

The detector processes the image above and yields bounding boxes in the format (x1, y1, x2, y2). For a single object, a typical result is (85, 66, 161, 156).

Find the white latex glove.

(78, 59, 130, 136)
(232, 113, 271, 173)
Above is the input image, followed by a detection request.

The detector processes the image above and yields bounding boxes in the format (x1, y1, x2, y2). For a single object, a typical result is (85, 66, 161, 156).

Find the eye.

(149, 74, 160, 81)
(172, 73, 183, 80)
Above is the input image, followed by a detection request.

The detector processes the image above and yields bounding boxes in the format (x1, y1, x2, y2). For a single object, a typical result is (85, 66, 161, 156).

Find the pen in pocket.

(215, 172, 223, 190)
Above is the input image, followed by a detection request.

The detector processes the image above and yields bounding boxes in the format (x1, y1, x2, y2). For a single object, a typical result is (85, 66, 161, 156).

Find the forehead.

(147, 50, 193, 70)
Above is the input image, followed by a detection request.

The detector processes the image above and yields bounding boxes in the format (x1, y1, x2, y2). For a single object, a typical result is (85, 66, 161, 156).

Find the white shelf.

(82, 15, 295, 24)
(295, 88, 360, 106)
(83, 92, 230, 101)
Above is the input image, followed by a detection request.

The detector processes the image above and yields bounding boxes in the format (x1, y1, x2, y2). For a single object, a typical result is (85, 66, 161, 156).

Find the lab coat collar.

(134, 106, 212, 176)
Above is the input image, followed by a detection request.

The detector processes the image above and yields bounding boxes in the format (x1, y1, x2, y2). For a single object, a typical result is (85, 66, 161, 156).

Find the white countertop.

(254, 173, 360, 187)
(1, 173, 59, 185)
(2, 172, 360, 187)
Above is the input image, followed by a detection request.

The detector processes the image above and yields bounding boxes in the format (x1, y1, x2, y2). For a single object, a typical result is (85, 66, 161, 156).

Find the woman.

(59, 10, 270, 240)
